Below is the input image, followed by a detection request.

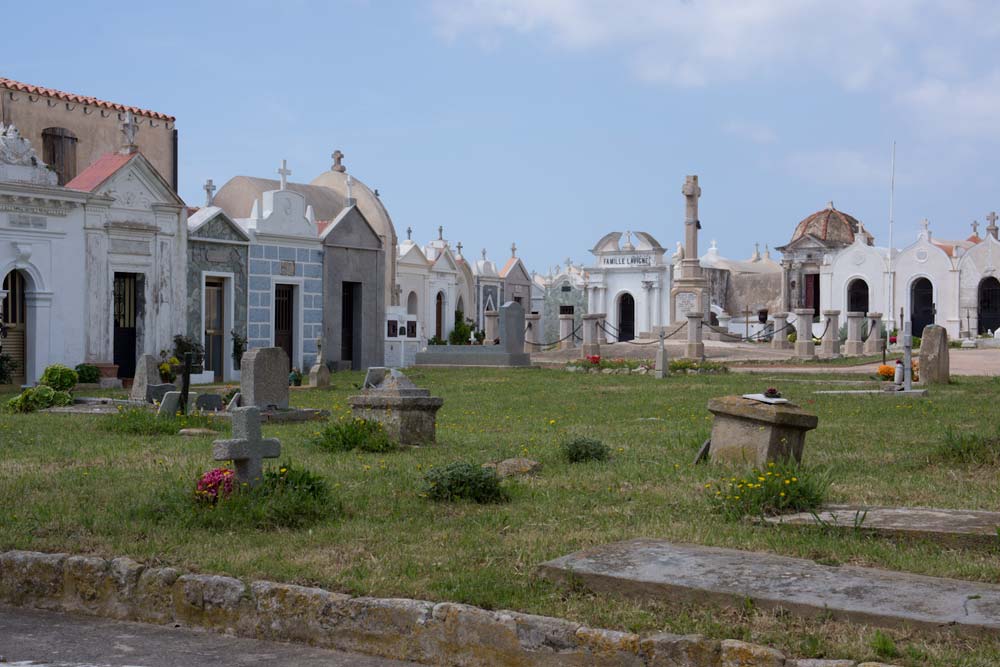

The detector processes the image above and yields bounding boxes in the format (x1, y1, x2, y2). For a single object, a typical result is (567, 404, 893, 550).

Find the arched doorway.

(618, 293, 635, 342)
(406, 291, 418, 316)
(435, 292, 444, 340)
(1, 270, 26, 385)
(978, 277, 1000, 334)
(847, 279, 870, 313)
(910, 277, 934, 336)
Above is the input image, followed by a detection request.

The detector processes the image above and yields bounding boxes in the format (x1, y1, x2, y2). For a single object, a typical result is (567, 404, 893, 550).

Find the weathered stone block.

(240, 347, 290, 409)
(63, 555, 112, 613)
(432, 602, 521, 664)
(0, 550, 66, 608)
(130, 354, 161, 402)
(134, 566, 181, 624)
(174, 573, 249, 633)
(574, 626, 644, 666)
(641, 632, 721, 666)
(720, 639, 786, 666)
(707, 396, 818, 465)
(251, 580, 350, 644)
(324, 597, 434, 662)
(918, 325, 950, 384)
(505, 610, 581, 653)
(106, 556, 145, 619)
(791, 660, 856, 667)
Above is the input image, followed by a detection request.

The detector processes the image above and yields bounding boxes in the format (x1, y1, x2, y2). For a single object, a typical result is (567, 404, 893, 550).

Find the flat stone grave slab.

(539, 539, 1000, 635)
(813, 389, 928, 397)
(764, 505, 1000, 548)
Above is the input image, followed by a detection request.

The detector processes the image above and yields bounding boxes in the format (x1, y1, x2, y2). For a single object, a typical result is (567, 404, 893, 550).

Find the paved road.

(0, 605, 419, 667)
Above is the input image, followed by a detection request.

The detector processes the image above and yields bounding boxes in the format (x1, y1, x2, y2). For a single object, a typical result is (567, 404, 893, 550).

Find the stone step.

(763, 505, 1000, 548)
(538, 539, 1000, 635)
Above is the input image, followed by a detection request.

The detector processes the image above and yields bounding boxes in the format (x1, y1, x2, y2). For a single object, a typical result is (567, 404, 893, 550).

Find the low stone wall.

(0, 549, 897, 667)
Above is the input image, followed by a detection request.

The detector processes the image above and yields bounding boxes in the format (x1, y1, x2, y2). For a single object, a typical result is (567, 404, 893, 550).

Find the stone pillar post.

(717, 313, 732, 333)
(559, 313, 576, 350)
(793, 308, 815, 359)
(770, 313, 792, 350)
(863, 312, 884, 355)
(820, 310, 841, 359)
(845, 311, 865, 355)
(582, 313, 602, 357)
(524, 312, 540, 354)
(685, 312, 704, 360)
(597, 315, 608, 344)
(484, 310, 499, 345)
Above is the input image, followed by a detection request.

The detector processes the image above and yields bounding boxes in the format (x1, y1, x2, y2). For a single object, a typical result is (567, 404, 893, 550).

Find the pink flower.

(196, 467, 235, 504)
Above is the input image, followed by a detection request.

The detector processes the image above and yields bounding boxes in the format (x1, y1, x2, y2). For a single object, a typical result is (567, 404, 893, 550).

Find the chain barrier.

(525, 324, 582, 348)
(596, 321, 666, 346)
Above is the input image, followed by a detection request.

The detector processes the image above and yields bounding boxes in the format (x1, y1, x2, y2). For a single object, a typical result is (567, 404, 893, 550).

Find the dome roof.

(789, 202, 869, 246)
(310, 169, 396, 246)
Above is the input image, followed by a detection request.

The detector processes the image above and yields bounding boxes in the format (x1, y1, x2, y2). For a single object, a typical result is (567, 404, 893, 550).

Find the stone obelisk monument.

(671, 175, 710, 323)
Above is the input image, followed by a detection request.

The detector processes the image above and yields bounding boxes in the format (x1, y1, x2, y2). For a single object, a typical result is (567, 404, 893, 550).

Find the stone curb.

(0, 550, 899, 667)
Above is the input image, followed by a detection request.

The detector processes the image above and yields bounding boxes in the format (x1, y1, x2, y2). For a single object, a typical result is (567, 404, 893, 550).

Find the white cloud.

(723, 119, 776, 145)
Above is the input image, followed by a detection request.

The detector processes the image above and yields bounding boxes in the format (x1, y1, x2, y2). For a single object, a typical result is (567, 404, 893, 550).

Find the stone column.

(863, 312, 884, 355)
(558, 313, 576, 350)
(717, 313, 732, 333)
(484, 310, 499, 345)
(771, 313, 792, 350)
(524, 312, 540, 354)
(793, 308, 815, 359)
(820, 310, 841, 359)
(685, 312, 704, 360)
(582, 313, 602, 357)
(845, 311, 865, 355)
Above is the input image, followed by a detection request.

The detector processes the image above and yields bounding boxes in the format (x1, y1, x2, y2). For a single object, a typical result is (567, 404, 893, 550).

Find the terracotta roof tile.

(65, 152, 135, 192)
(316, 220, 333, 235)
(0, 77, 174, 121)
(499, 256, 519, 277)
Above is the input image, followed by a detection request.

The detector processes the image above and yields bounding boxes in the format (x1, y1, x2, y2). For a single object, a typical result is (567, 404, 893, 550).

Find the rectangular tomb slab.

(538, 539, 1000, 635)
(764, 505, 1000, 548)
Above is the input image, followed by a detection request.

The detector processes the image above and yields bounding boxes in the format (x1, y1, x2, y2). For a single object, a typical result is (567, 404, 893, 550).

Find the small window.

(41, 127, 78, 185)
(560, 285, 572, 292)
(559, 305, 574, 315)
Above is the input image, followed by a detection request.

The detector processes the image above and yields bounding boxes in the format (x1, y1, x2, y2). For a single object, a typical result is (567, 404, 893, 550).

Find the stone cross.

(277, 160, 291, 190)
(438, 225, 444, 240)
(331, 149, 345, 172)
(682, 175, 701, 258)
(204, 179, 216, 206)
(511, 242, 517, 257)
(456, 241, 463, 255)
(973, 220, 980, 236)
(213, 407, 280, 487)
(920, 218, 930, 234)
(406, 226, 412, 240)
(481, 248, 487, 260)
(119, 111, 139, 150)
(987, 211, 998, 227)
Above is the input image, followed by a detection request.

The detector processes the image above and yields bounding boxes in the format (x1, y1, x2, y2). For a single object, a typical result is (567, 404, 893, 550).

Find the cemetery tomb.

(706, 395, 818, 465)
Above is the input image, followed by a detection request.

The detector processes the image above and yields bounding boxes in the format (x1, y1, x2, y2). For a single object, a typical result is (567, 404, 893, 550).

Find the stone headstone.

(195, 393, 225, 412)
(918, 325, 950, 384)
(240, 347, 290, 409)
(349, 368, 444, 445)
(499, 301, 526, 354)
(706, 395, 818, 465)
(130, 355, 160, 402)
(157, 391, 180, 418)
(309, 361, 330, 388)
(212, 406, 281, 487)
(147, 383, 176, 405)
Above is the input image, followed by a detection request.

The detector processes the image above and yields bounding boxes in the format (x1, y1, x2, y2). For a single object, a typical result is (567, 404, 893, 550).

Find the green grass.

(2, 369, 1000, 665)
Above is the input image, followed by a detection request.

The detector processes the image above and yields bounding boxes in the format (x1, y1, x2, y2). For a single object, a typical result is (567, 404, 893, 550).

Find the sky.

(4, 0, 1000, 274)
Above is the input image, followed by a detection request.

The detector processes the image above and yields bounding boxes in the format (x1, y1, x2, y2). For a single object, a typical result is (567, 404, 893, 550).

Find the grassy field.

(2, 368, 1000, 665)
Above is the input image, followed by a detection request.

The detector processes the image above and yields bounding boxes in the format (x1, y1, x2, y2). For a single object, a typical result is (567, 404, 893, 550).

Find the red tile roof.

(316, 220, 333, 235)
(65, 152, 135, 192)
(0, 77, 175, 121)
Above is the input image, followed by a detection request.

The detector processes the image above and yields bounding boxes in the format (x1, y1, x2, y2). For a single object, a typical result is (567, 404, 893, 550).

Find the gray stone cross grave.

(212, 407, 280, 487)
(277, 159, 291, 190)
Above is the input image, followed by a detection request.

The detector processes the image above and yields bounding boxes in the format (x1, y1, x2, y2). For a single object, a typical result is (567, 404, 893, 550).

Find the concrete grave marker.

(240, 347, 290, 409)
(195, 393, 224, 412)
(348, 368, 444, 445)
(706, 395, 818, 465)
(308, 338, 330, 388)
(212, 406, 281, 487)
(130, 355, 161, 402)
(919, 324, 950, 384)
(147, 383, 176, 405)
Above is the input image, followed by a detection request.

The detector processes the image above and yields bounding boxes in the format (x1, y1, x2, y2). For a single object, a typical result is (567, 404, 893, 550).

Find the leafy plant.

(561, 437, 610, 463)
(39, 364, 78, 391)
(172, 334, 205, 364)
(705, 460, 831, 520)
(0, 353, 18, 384)
(231, 329, 247, 369)
(74, 363, 101, 384)
(6, 385, 72, 413)
(869, 630, 900, 659)
(310, 417, 396, 453)
(423, 462, 509, 503)
(449, 310, 476, 345)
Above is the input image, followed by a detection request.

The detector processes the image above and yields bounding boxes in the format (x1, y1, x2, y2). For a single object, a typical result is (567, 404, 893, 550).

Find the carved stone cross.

(120, 111, 140, 150)
(331, 150, 345, 172)
(277, 160, 292, 190)
(972, 220, 980, 236)
(204, 179, 216, 206)
(987, 211, 998, 228)
(213, 407, 280, 487)
(456, 241, 463, 255)
(438, 225, 444, 240)
(511, 242, 517, 257)
(481, 248, 487, 260)
(406, 226, 412, 240)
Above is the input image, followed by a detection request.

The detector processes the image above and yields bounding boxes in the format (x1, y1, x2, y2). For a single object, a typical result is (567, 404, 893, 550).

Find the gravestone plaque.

(195, 393, 225, 412)
(675, 292, 697, 317)
(147, 383, 176, 405)
(241, 347, 290, 409)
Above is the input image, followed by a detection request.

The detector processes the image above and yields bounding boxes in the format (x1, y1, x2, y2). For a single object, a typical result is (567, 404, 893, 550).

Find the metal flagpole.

(887, 140, 896, 332)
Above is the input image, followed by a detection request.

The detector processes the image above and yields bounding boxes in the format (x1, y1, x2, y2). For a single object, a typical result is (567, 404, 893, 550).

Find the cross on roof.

(481, 248, 487, 260)
(204, 179, 216, 206)
(406, 226, 412, 240)
(212, 407, 281, 487)
(511, 242, 517, 257)
(119, 111, 139, 151)
(987, 211, 999, 227)
(920, 218, 930, 232)
(972, 220, 980, 235)
(438, 225, 443, 240)
(331, 149, 345, 172)
(277, 160, 292, 190)
(456, 241, 463, 255)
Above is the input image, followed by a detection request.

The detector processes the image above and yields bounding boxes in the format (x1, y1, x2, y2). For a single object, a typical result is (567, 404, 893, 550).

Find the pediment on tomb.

(431, 249, 458, 274)
(189, 207, 250, 242)
(322, 205, 382, 250)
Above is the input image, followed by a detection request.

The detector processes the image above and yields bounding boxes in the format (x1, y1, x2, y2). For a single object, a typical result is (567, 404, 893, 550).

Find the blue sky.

(4, 0, 1000, 273)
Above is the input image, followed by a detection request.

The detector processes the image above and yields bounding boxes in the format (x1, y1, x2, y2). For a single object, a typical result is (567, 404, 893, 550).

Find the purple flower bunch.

(196, 467, 235, 504)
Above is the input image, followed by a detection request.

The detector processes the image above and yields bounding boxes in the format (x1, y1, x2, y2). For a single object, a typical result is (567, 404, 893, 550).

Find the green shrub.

(51, 390, 73, 407)
(74, 363, 101, 384)
(39, 364, 78, 391)
(449, 310, 477, 345)
(869, 630, 900, 659)
(787, 332, 797, 343)
(0, 353, 17, 384)
(103, 407, 223, 436)
(141, 462, 337, 531)
(423, 462, 509, 503)
(310, 418, 396, 453)
(6, 385, 70, 413)
(705, 460, 831, 520)
(562, 437, 610, 463)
